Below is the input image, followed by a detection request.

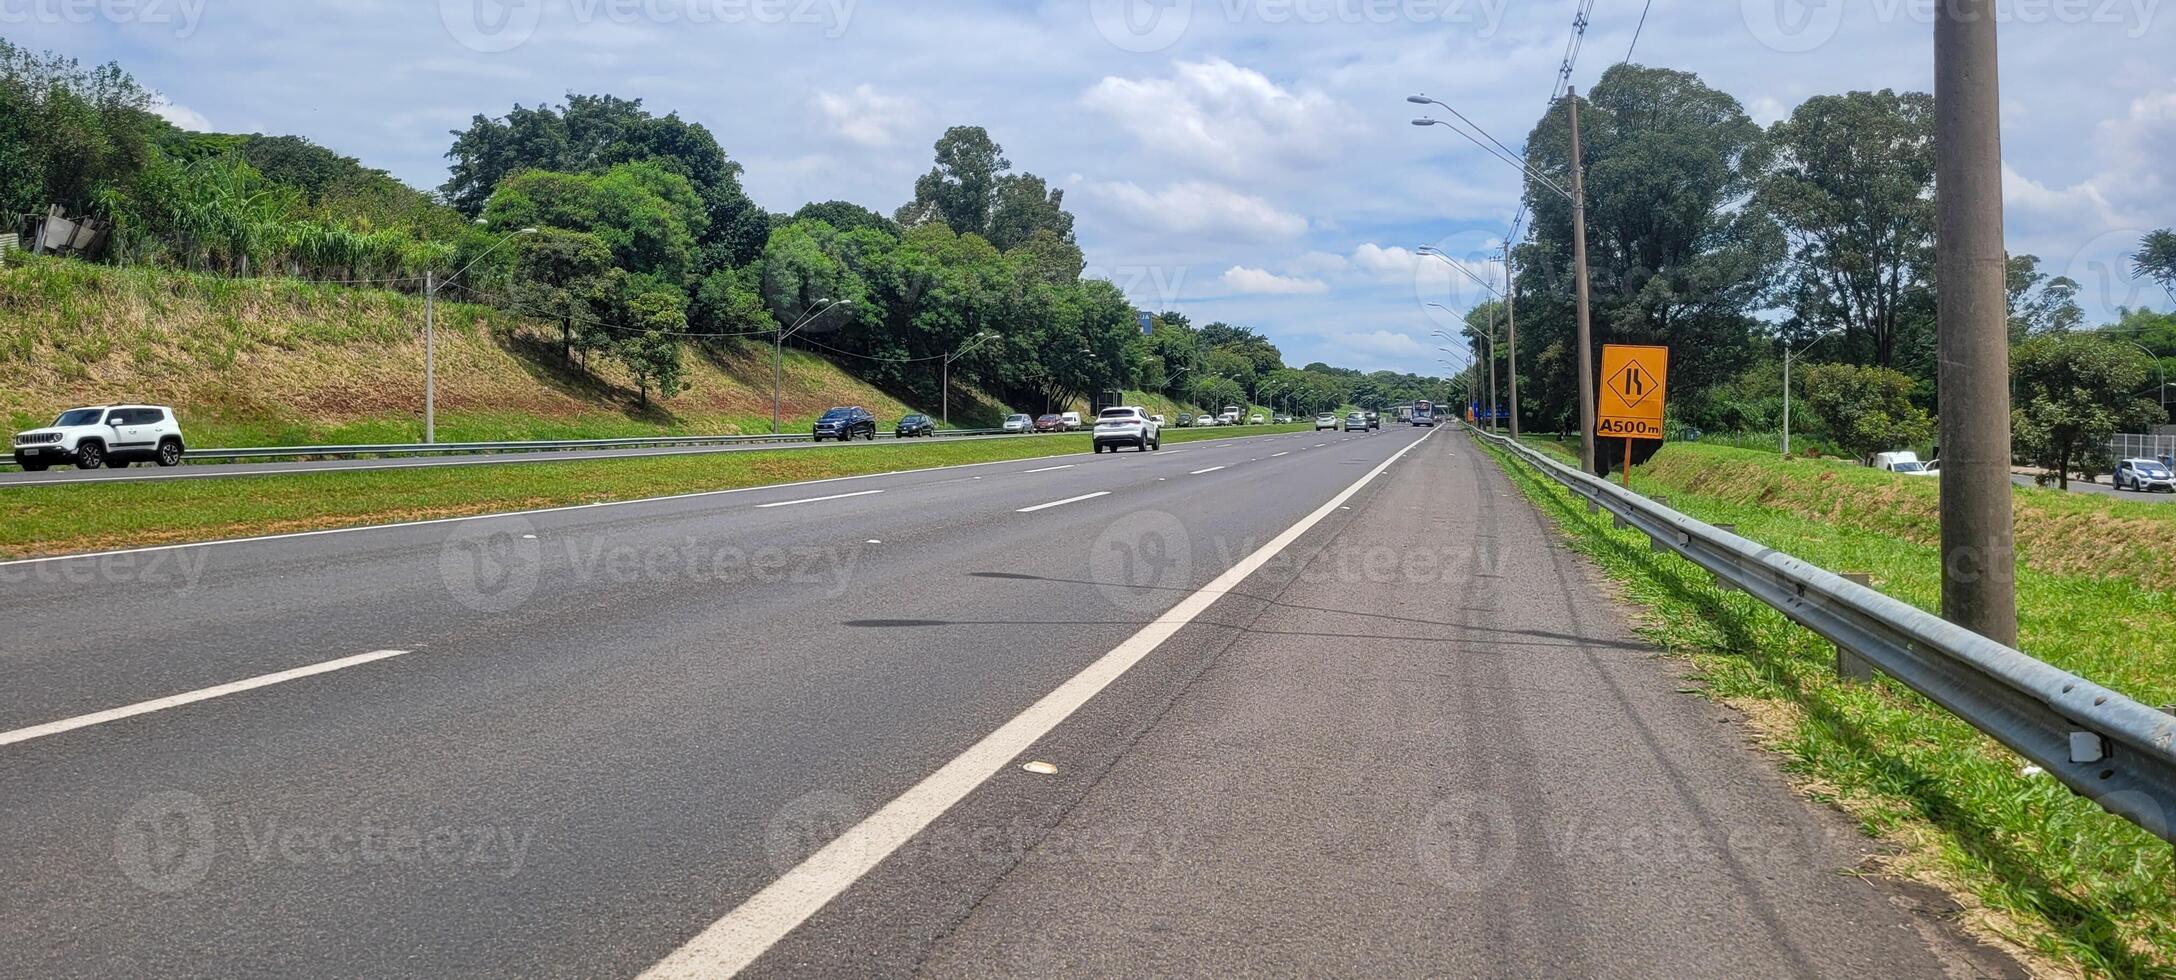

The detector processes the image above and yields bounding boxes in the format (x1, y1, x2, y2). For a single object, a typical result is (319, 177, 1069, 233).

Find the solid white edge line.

(0, 649, 411, 748)
(1188, 466, 1227, 476)
(3, 429, 1311, 568)
(1020, 465, 1075, 474)
(638, 426, 1440, 979)
(754, 489, 885, 509)
(1015, 491, 1111, 514)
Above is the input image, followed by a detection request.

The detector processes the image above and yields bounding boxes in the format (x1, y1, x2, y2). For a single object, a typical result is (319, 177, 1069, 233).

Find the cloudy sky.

(20, 0, 2175, 374)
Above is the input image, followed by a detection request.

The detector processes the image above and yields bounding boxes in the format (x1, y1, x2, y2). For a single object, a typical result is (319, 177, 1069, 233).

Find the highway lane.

(0, 428, 1399, 978)
(0, 429, 1067, 487)
(0, 425, 2010, 977)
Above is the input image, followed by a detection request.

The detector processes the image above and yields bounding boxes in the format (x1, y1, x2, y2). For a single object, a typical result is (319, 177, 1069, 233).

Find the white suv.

(12, 405, 186, 471)
(1092, 406, 1162, 453)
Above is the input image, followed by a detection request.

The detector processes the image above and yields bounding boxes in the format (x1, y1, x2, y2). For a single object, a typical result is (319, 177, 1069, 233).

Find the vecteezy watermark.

(1414, 229, 1511, 333)
(1092, 0, 1508, 53)
(1084, 264, 1191, 315)
(439, 0, 856, 53)
(0, 548, 210, 591)
(439, 518, 866, 613)
(440, 516, 543, 614)
(2058, 226, 2159, 316)
(761, 788, 1184, 876)
(115, 791, 539, 892)
(1742, 0, 2159, 54)
(0, 0, 207, 37)
(1089, 511, 1195, 614)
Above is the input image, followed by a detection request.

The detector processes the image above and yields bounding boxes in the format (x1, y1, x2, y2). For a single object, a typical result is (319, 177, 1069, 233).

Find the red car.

(1034, 414, 1066, 433)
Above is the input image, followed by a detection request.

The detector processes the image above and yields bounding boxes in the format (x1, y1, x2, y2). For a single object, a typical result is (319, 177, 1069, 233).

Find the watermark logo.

(763, 789, 865, 873)
(0, 0, 208, 37)
(114, 791, 216, 894)
(1089, 511, 1194, 613)
(440, 516, 542, 614)
(2059, 227, 2156, 316)
(440, 0, 544, 53)
(1413, 793, 1518, 893)
(1740, 0, 1844, 53)
(1091, 0, 1194, 52)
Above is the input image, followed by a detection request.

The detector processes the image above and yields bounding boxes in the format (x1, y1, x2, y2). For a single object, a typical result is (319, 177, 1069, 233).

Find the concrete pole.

(1934, 1, 2018, 645)
(772, 328, 784, 435)
(424, 270, 436, 445)
(1504, 244, 1520, 438)
(1567, 87, 1598, 474)
(1782, 350, 1793, 456)
(1486, 302, 1499, 432)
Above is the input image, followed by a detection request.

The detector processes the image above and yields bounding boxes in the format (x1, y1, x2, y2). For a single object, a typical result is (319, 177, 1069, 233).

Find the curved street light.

(1411, 87, 1595, 468)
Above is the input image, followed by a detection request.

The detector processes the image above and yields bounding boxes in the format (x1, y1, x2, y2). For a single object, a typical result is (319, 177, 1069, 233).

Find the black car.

(813, 406, 876, 441)
(895, 413, 936, 438)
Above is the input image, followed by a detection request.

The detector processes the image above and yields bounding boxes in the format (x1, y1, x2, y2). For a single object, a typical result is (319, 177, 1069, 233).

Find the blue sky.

(17, 0, 2175, 374)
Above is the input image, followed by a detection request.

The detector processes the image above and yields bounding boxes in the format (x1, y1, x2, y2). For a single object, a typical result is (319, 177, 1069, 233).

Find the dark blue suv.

(813, 406, 876, 442)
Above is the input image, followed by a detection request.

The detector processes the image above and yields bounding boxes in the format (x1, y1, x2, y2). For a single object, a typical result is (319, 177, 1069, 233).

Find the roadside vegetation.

(1490, 437, 2176, 974)
(0, 424, 1311, 559)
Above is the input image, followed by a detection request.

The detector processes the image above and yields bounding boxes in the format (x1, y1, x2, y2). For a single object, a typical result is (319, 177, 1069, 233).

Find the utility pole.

(1567, 87, 1598, 474)
(424, 270, 436, 444)
(1934, 1, 2017, 645)
(1486, 302, 1499, 432)
(1504, 243, 1519, 439)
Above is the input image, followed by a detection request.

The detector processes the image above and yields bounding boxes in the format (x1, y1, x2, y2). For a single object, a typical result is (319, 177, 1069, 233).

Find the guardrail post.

(1836, 572, 1878, 684)
(1711, 524, 1739, 591)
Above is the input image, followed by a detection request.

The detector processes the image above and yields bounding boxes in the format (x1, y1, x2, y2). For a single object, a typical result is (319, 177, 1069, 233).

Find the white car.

(1314, 413, 1339, 431)
(13, 405, 186, 471)
(1873, 450, 1935, 476)
(1249, 413, 1265, 425)
(1093, 406, 1162, 453)
(1060, 411, 1084, 431)
(2115, 458, 2175, 492)
(1002, 414, 1034, 434)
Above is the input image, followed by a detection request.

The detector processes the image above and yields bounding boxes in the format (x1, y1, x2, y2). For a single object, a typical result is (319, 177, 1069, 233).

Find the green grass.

(0, 423, 1314, 559)
(1477, 436, 2176, 975)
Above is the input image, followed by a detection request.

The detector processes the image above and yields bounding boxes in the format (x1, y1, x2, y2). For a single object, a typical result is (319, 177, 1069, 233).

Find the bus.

(1412, 400, 1436, 427)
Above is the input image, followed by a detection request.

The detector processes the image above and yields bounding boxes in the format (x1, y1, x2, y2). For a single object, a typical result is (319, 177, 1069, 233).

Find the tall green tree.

(2006, 254, 2084, 340)
(2135, 229, 2176, 305)
(1759, 90, 1936, 369)
(1518, 64, 1779, 435)
(2013, 333, 2164, 488)
(894, 126, 1076, 250)
(1801, 363, 1933, 463)
(617, 290, 689, 407)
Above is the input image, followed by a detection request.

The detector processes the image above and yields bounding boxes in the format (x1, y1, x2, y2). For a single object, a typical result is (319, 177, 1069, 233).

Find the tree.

(511, 228, 618, 364)
(2013, 333, 2162, 488)
(1801, 363, 1933, 463)
(1519, 64, 1778, 428)
(482, 160, 706, 285)
(2005, 254, 2084, 340)
(616, 290, 689, 407)
(1759, 90, 1936, 369)
(792, 200, 897, 236)
(2135, 229, 2176, 305)
(894, 126, 1075, 250)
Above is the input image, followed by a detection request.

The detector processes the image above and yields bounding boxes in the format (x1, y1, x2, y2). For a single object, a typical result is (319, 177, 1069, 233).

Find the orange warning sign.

(1597, 345, 1668, 440)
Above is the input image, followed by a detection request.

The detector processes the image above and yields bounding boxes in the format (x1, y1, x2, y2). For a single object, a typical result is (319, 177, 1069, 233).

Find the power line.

(1624, 0, 1655, 63)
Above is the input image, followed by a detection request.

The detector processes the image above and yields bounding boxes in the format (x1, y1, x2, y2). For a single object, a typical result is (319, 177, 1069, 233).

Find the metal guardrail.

(1472, 425, 2176, 844)
(175, 427, 1011, 462)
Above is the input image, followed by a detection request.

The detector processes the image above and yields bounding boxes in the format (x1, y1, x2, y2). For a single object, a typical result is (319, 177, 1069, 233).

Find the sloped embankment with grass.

(1491, 438, 2175, 975)
(0, 257, 1022, 447)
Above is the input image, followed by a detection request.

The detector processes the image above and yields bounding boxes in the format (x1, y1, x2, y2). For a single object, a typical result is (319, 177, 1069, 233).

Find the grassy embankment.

(0, 256, 1109, 446)
(1488, 435, 2176, 975)
(1, 424, 1314, 559)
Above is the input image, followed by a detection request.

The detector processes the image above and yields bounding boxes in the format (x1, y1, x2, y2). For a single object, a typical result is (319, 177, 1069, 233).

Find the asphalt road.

(0, 427, 2013, 977)
(0, 430, 1058, 487)
(2011, 471, 2176, 502)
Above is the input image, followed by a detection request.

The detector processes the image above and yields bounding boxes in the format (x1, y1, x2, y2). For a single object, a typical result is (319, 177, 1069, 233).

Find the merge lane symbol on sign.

(1611, 361, 1658, 408)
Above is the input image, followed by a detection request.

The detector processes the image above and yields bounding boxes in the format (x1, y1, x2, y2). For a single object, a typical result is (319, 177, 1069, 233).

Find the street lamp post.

(1412, 93, 1592, 467)
(2123, 340, 2169, 419)
(1782, 327, 1844, 456)
(942, 331, 1001, 425)
(425, 226, 537, 443)
(773, 299, 853, 433)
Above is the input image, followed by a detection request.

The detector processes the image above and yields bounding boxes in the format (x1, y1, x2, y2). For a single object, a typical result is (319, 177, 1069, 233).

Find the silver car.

(1002, 414, 1034, 434)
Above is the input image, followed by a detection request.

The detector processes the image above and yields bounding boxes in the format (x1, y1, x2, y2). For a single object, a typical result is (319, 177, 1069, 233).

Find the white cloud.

(1352, 243, 1420, 279)
(151, 96, 211, 131)
(1080, 58, 1359, 178)
(1083, 179, 1308, 239)
(811, 84, 921, 147)
(1220, 266, 1328, 295)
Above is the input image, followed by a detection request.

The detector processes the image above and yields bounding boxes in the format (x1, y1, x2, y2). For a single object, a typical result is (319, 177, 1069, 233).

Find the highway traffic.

(0, 426, 2005, 977)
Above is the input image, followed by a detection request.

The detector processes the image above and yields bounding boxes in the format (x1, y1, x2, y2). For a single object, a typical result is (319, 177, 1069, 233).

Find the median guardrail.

(173, 427, 1011, 462)
(1471, 425, 2176, 844)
